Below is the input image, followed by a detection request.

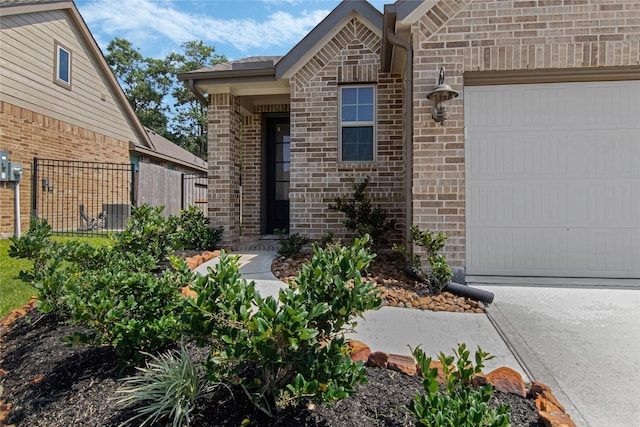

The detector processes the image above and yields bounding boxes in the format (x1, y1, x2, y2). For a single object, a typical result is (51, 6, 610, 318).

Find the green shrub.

(184, 237, 381, 417)
(409, 344, 511, 427)
(61, 256, 189, 364)
(393, 225, 453, 295)
(175, 206, 223, 251)
(328, 177, 397, 248)
(318, 231, 340, 249)
(116, 345, 218, 427)
(274, 228, 309, 259)
(8, 217, 54, 283)
(112, 204, 178, 265)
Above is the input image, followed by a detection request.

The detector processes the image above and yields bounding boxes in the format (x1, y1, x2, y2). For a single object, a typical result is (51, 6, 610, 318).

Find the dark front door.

(265, 117, 290, 234)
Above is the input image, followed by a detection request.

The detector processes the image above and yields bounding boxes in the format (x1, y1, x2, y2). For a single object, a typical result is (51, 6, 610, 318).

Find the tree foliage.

(105, 38, 226, 159)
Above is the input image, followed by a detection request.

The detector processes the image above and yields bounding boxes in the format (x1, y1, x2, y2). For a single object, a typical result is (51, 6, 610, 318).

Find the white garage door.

(465, 80, 640, 278)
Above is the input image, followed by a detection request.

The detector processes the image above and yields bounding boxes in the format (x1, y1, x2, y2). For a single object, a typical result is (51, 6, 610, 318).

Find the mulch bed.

(0, 251, 544, 426)
(0, 311, 543, 426)
(272, 252, 486, 314)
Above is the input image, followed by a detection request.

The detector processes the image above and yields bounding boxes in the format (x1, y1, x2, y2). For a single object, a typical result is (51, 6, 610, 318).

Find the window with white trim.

(339, 85, 375, 162)
(54, 43, 71, 88)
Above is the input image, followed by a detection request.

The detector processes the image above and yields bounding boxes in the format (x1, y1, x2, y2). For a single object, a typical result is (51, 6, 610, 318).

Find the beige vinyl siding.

(0, 10, 141, 145)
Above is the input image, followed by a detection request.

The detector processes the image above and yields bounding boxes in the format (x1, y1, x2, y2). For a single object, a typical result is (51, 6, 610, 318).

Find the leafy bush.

(393, 225, 453, 295)
(328, 177, 397, 248)
(8, 217, 54, 283)
(409, 344, 511, 427)
(184, 237, 381, 417)
(116, 345, 218, 427)
(7, 206, 225, 365)
(175, 206, 223, 251)
(274, 228, 309, 259)
(112, 204, 178, 265)
(318, 231, 340, 249)
(61, 256, 189, 364)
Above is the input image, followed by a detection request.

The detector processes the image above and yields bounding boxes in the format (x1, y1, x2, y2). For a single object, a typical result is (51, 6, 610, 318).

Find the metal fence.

(32, 158, 133, 236)
(182, 172, 207, 213)
(31, 158, 208, 235)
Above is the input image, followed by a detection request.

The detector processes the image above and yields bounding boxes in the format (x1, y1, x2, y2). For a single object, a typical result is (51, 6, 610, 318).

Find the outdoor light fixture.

(426, 67, 459, 124)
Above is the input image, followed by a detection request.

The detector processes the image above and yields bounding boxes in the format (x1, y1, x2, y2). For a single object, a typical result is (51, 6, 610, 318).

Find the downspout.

(386, 29, 413, 247)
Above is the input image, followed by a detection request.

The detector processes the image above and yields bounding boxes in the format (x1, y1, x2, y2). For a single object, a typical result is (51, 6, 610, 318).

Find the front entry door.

(265, 118, 290, 233)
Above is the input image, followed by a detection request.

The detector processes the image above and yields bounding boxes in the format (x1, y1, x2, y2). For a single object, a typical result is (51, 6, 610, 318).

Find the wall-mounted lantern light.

(426, 67, 459, 124)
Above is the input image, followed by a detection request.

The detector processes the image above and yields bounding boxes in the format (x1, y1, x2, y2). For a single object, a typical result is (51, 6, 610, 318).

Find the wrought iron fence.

(32, 158, 133, 236)
(181, 172, 207, 213)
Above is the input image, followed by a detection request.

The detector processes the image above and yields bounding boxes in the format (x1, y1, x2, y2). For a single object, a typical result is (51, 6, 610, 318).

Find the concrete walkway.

(195, 251, 528, 380)
(478, 285, 640, 427)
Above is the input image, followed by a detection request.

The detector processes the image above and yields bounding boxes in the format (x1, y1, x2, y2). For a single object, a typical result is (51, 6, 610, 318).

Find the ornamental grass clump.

(184, 236, 382, 417)
(116, 345, 219, 427)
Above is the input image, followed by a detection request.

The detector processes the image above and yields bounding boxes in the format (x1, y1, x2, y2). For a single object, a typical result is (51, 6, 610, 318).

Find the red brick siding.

(0, 101, 129, 237)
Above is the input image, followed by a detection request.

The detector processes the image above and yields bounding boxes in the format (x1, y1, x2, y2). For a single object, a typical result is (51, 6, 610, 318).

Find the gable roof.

(275, 0, 383, 79)
(178, 0, 384, 103)
(129, 128, 207, 172)
(0, 0, 155, 150)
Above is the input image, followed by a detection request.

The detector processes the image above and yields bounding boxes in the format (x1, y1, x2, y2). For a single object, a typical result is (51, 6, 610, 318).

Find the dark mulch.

(1, 310, 543, 426)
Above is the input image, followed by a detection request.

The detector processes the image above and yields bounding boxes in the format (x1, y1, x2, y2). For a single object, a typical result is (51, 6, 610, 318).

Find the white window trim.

(338, 84, 376, 163)
(54, 41, 72, 89)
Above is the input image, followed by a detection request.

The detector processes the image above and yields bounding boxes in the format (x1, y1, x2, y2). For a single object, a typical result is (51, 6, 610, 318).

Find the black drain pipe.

(444, 282, 494, 304)
(405, 261, 494, 304)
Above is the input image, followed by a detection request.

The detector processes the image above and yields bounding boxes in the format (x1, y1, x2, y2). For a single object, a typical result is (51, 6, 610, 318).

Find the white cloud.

(79, 0, 329, 56)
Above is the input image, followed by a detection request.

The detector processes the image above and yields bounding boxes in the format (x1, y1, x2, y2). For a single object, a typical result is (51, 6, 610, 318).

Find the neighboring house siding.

(411, 0, 640, 268)
(0, 9, 141, 145)
(289, 17, 405, 241)
(0, 101, 129, 237)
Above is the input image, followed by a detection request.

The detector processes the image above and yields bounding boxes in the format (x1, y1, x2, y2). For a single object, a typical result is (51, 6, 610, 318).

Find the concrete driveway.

(478, 285, 640, 427)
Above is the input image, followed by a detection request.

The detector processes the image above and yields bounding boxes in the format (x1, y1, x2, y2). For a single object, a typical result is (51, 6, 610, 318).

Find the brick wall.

(290, 17, 406, 242)
(207, 93, 242, 246)
(0, 101, 130, 237)
(411, 0, 640, 268)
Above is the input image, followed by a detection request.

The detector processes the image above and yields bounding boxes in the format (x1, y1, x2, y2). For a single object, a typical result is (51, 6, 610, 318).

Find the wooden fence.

(134, 163, 207, 216)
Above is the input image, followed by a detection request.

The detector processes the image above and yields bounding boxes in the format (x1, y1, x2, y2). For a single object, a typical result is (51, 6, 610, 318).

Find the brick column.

(207, 93, 242, 246)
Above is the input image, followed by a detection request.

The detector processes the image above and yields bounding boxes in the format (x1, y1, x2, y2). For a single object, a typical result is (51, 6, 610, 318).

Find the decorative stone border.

(184, 249, 221, 270)
(347, 339, 577, 427)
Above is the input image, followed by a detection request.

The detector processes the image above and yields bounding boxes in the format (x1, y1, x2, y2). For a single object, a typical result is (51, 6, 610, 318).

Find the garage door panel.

(587, 181, 640, 227)
(587, 230, 640, 275)
(468, 227, 638, 278)
(465, 80, 640, 278)
(468, 228, 570, 274)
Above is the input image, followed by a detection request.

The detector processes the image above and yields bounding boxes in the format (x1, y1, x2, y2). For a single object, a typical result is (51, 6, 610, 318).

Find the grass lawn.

(0, 235, 110, 317)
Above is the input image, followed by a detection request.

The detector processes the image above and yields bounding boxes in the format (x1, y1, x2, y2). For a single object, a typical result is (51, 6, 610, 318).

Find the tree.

(105, 38, 227, 159)
(172, 41, 227, 158)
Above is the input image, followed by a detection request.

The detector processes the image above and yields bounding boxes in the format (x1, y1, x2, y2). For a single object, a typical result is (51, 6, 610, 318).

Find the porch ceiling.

(196, 79, 290, 97)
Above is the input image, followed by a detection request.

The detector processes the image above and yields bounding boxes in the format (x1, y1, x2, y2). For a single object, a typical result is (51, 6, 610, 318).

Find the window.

(54, 42, 71, 88)
(339, 85, 375, 162)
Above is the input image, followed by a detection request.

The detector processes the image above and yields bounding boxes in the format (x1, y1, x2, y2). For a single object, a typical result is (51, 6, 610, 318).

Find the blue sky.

(75, 0, 389, 62)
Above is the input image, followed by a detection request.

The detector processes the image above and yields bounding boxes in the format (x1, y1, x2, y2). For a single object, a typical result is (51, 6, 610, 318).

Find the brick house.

(180, 0, 639, 282)
(0, 0, 206, 237)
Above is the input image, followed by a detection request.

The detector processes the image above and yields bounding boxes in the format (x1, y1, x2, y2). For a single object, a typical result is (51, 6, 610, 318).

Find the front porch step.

(233, 236, 280, 252)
